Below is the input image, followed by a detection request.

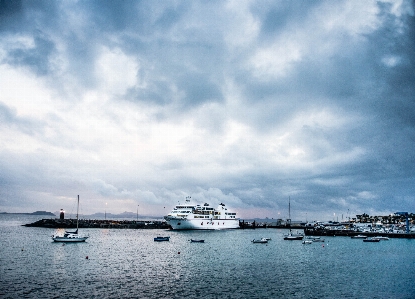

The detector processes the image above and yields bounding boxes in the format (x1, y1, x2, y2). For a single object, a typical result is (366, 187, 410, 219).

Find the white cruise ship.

(164, 198, 240, 230)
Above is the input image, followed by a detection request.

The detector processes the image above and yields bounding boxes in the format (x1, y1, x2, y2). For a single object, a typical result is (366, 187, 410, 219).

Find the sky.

(0, 0, 414, 221)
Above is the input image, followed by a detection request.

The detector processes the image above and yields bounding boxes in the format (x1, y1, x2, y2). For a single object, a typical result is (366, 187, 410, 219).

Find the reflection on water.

(1, 214, 414, 298)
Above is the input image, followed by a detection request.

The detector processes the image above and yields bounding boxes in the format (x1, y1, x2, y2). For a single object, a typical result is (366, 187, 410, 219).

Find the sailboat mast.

(76, 195, 79, 230)
(289, 196, 291, 220)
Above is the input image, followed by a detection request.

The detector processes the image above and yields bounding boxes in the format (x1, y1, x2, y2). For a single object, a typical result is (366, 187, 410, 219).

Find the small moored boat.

(284, 230, 304, 240)
(284, 235, 303, 240)
(190, 239, 205, 243)
(302, 240, 313, 244)
(252, 238, 268, 243)
(363, 237, 380, 242)
(306, 236, 320, 240)
(351, 235, 368, 239)
(154, 236, 170, 242)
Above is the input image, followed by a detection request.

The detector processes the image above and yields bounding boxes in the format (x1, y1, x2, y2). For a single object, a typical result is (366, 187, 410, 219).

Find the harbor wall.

(24, 218, 171, 229)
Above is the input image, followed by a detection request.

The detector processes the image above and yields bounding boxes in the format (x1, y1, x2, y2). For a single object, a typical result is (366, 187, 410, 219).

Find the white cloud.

(0, 65, 54, 118)
(318, 1, 381, 37)
(357, 191, 377, 200)
(224, 0, 260, 49)
(95, 47, 139, 95)
(249, 41, 302, 80)
(382, 55, 401, 67)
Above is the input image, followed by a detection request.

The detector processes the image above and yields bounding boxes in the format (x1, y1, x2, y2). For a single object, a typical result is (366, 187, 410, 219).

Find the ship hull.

(166, 218, 240, 230)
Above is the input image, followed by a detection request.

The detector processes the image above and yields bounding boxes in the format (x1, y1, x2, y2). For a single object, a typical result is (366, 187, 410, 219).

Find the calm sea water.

(1, 214, 414, 299)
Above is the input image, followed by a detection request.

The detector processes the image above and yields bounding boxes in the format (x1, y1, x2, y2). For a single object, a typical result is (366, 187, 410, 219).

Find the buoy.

(86, 256, 89, 259)
(178, 252, 180, 254)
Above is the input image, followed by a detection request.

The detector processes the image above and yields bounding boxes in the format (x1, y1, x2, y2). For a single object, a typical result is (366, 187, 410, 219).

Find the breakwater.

(239, 221, 305, 229)
(24, 218, 171, 229)
(24, 218, 305, 230)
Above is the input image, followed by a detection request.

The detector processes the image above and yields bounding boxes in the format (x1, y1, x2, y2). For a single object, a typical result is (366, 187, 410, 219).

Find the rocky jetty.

(24, 218, 172, 229)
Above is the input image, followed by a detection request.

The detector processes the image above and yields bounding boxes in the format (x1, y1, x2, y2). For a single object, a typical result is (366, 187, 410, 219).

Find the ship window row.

(194, 211, 213, 215)
(194, 215, 210, 219)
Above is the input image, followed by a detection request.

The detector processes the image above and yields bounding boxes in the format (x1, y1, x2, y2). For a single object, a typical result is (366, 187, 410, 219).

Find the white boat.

(164, 197, 239, 230)
(284, 229, 304, 240)
(190, 239, 205, 243)
(375, 236, 389, 240)
(363, 237, 380, 242)
(351, 235, 368, 239)
(302, 240, 313, 244)
(52, 195, 89, 242)
(252, 238, 268, 243)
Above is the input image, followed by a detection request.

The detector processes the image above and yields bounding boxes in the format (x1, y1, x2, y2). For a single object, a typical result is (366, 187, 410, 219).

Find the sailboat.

(52, 195, 89, 242)
(284, 229, 304, 240)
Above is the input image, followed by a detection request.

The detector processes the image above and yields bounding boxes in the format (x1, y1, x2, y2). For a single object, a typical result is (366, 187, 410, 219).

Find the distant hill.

(31, 211, 56, 216)
(0, 211, 56, 216)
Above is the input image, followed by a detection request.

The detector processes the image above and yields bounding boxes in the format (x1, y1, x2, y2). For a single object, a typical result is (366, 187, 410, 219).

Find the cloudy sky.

(1, 0, 414, 221)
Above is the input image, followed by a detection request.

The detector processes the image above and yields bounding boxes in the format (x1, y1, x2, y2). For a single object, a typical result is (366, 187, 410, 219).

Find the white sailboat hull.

(52, 236, 88, 242)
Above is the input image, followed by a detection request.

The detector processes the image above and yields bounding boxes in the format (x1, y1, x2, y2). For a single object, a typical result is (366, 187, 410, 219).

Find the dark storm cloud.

(0, 0, 23, 29)
(5, 33, 55, 75)
(0, 1, 414, 219)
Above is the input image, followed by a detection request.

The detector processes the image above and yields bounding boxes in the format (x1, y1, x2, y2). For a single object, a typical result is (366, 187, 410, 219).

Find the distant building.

(395, 212, 408, 216)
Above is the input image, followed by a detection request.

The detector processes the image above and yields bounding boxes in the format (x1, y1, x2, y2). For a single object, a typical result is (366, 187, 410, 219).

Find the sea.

(1, 214, 414, 299)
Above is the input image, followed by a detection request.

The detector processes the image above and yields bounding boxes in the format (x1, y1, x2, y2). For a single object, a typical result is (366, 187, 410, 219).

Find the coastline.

(23, 218, 415, 239)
